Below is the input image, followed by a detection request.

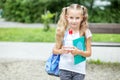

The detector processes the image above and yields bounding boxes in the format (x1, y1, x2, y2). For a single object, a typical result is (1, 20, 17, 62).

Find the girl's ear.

(65, 15, 68, 21)
(65, 15, 68, 19)
(80, 15, 84, 21)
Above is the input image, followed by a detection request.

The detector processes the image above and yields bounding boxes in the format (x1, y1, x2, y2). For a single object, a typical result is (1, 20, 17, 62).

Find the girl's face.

(66, 9, 83, 29)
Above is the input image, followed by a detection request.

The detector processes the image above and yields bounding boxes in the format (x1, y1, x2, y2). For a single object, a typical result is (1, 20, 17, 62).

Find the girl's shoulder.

(85, 29, 92, 39)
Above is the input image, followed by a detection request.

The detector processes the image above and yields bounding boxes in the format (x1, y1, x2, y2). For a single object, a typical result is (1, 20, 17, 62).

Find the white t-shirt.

(59, 29, 92, 74)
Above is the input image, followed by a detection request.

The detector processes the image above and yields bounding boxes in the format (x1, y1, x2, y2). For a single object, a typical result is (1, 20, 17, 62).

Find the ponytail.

(55, 7, 68, 49)
(79, 5, 88, 36)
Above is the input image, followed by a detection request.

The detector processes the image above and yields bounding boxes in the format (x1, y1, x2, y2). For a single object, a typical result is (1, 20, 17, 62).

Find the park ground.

(0, 59, 120, 80)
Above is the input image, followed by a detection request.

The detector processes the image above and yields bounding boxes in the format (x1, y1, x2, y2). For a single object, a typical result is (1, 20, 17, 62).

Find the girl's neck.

(69, 27, 79, 34)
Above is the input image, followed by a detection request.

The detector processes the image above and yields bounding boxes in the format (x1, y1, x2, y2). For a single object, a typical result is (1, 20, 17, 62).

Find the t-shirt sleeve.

(85, 29, 92, 39)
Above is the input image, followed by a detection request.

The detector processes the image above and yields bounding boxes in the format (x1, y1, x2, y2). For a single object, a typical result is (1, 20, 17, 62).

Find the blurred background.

(0, 0, 120, 23)
(0, 0, 120, 80)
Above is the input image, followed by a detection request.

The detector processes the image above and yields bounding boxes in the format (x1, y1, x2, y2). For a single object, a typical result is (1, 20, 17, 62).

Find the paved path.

(0, 42, 120, 62)
(0, 18, 56, 28)
(0, 42, 54, 61)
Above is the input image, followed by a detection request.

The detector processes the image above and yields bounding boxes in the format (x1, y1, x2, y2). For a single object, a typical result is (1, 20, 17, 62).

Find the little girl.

(53, 4, 92, 80)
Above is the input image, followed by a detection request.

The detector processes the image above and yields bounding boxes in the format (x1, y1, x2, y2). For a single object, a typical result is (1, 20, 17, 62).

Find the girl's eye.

(70, 17, 73, 19)
(76, 17, 80, 19)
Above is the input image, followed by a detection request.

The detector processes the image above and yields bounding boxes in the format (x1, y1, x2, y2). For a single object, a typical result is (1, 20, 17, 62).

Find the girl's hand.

(59, 47, 70, 54)
(71, 47, 80, 55)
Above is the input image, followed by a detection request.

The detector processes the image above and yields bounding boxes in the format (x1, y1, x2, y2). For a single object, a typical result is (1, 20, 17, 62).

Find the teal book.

(73, 36, 86, 65)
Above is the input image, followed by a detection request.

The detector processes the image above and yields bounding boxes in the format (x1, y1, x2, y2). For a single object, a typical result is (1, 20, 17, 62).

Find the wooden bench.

(89, 23, 120, 34)
(89, 23, 120, 47)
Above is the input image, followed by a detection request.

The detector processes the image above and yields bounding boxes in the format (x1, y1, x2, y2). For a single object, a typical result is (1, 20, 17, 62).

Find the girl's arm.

(53, 46, 62, 54)
(71, 37, 92, 57)
(53, 43, 70, 54)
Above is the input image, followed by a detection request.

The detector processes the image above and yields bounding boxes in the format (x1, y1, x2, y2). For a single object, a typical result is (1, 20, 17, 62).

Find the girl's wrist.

(77, 49, 83, 55)
(59, 49, 62, 54)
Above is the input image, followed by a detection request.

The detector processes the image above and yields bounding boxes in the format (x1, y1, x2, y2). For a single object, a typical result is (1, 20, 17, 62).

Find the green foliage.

(41, 11, 55, 31)
(89, 7, 120, 23)
(3, 0, 48, 23)
(0, 0, 6, 8)
(88, 0, 120, 23)
(2, 0, 120, 23)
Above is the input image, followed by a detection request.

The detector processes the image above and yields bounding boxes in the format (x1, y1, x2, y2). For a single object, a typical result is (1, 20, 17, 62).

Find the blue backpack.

(45, 54, 60, 76)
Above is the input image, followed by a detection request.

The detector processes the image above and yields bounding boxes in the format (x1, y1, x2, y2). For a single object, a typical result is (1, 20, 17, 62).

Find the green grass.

(0, 28, 120, 42)
(92, 34, 120, 42)
(87, 59, 120, 65)
(0, 28, 55, 42)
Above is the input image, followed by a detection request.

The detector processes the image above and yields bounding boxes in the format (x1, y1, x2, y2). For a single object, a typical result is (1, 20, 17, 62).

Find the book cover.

(73, 36, 86, 65)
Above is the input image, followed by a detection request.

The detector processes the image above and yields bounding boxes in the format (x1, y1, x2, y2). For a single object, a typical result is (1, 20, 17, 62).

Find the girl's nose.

(73, 19, 76, 22)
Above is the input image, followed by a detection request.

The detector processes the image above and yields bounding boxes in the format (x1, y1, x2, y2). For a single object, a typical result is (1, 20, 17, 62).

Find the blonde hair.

(55, 4, 88, 49)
